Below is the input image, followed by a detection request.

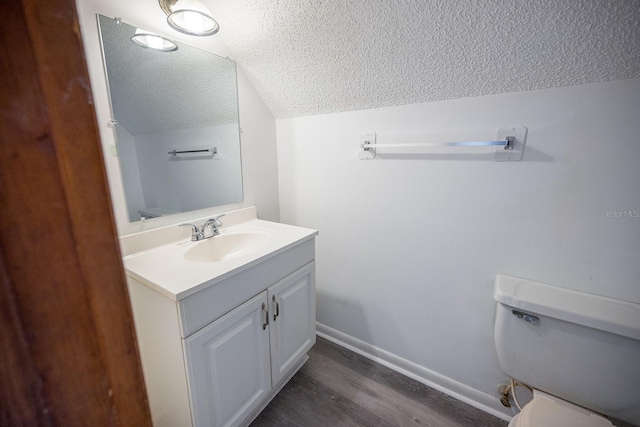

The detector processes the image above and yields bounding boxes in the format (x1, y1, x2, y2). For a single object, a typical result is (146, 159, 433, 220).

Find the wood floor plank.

(302, 351, 460, 426)
(252, 337, 507, 427)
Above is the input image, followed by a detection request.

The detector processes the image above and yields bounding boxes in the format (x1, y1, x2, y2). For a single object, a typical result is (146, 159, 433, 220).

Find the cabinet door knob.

(272, 295, 280, 321)
(262, 303, 269, 330)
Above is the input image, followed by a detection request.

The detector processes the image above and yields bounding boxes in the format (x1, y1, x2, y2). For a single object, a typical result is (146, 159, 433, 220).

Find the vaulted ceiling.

(207, 0, 640, 119)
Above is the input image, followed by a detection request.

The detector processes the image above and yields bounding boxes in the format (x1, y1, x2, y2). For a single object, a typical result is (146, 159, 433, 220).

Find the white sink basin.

(184, 230, 273, 263)
(122, 211, 318, 300)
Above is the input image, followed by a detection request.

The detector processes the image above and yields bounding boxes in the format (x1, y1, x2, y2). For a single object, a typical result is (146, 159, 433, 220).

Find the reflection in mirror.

(97, 15, 243, 223)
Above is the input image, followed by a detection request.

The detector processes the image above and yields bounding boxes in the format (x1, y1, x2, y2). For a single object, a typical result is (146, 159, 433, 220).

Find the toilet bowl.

(493, 274, 640, 427)
(508, 390, 612, 427)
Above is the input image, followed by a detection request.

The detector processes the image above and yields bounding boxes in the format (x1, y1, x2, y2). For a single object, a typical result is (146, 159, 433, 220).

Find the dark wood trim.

(0, 251, 47, 427)
(0, 0, 151, 425)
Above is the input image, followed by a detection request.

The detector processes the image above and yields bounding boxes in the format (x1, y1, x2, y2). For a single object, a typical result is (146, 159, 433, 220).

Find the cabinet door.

(268, 262, 316, 386)
(184, 292, 271, 427)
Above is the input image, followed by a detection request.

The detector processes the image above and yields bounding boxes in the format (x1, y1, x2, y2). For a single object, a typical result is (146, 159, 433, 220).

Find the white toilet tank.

(493, 274, 640, 426)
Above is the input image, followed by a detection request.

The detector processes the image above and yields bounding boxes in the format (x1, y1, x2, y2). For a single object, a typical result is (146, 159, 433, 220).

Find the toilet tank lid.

(494, 274, 640, 340)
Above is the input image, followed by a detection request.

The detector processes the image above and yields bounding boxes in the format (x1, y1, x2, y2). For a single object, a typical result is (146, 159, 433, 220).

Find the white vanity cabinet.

(124, 224, 317, 427)
(184, 263, 315, 427)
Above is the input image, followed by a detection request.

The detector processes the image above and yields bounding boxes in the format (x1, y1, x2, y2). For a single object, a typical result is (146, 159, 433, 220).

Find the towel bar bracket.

(494, 126, 527, 162)
(358, 132, 377, 160)
(505, 136, 514, 150)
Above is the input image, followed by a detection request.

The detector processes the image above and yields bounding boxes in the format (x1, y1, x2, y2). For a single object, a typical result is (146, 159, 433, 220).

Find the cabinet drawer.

(178, 239, 314, 338)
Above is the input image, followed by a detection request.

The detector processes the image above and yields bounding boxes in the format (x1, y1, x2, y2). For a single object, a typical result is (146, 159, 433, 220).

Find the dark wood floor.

(251, 337, 508, 427)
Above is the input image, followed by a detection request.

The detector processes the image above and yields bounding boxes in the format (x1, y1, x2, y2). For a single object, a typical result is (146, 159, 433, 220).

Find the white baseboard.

(316, 322, 512, 423)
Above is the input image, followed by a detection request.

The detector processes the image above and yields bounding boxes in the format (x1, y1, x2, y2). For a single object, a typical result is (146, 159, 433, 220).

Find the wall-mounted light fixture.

(158, 0, 220, 36)
(130, 28, 178, 51)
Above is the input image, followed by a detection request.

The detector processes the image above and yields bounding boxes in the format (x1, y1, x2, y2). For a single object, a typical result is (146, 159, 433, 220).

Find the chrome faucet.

(179, 214, 225, 241)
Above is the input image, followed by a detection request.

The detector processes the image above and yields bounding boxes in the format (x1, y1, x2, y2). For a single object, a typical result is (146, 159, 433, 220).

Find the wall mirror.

(97, 14, 243, 223)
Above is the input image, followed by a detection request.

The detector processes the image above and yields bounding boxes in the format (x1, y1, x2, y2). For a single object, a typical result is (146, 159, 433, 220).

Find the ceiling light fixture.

(158, 0, 220, 36)
(130, 28, 179, 51)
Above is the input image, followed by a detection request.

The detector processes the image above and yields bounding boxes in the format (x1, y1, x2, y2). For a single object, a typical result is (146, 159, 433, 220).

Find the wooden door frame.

(0, 0, 151, 425)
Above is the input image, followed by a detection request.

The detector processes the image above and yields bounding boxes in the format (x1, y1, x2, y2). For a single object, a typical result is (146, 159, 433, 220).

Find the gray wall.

(276, 78, 640, 416)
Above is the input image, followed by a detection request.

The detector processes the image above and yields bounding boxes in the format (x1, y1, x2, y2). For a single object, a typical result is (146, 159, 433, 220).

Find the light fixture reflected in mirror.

(159, 0, 220, 36)
(130, 28, 179, 51)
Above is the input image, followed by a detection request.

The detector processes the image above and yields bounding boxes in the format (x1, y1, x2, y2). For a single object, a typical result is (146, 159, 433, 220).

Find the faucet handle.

(179, 223, 203, 241)
(179, 223, 198, 231)
(211, 213, 225, 226)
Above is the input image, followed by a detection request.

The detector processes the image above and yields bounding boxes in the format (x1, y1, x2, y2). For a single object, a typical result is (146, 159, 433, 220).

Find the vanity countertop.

(123, 215, 317, 301)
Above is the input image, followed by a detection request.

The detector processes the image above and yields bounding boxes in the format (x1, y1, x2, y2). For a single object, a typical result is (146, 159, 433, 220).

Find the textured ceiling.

(99, 15, 238, 136)
(207, 0, 640, 119)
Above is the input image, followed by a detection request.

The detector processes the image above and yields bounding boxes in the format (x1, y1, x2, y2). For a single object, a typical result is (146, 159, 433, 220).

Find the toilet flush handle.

(512, 310, 539, 325)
